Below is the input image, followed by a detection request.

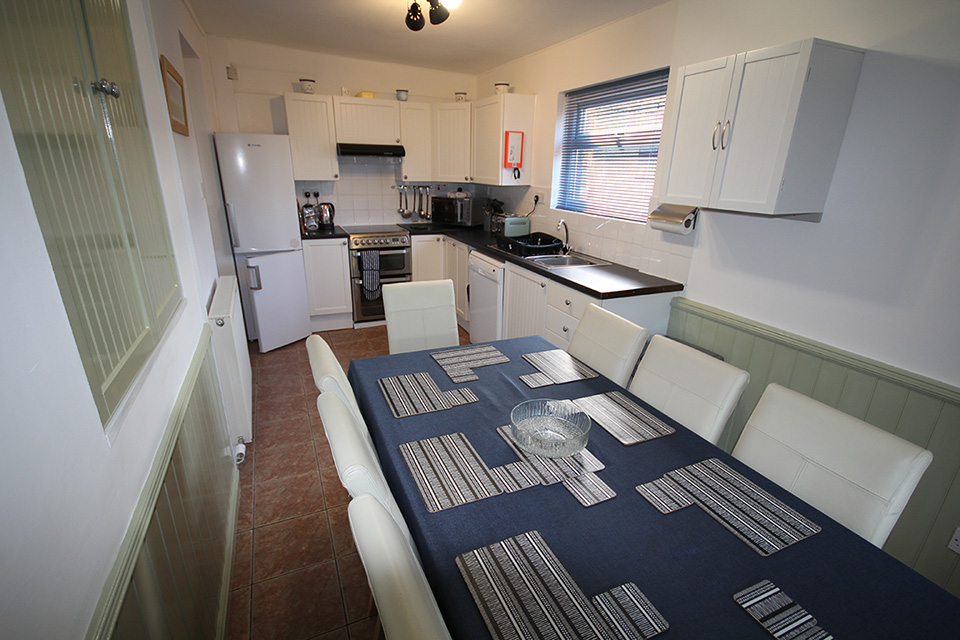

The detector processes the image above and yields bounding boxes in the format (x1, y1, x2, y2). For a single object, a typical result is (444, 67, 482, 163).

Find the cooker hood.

(337, 143, 405, 158)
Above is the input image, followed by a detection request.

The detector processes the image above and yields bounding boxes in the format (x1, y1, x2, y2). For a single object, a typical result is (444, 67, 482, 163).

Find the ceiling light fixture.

(406, 1, 455, 31)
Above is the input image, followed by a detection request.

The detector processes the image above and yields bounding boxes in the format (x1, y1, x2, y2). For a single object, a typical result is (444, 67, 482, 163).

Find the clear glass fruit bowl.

(509, 399, 591, 458)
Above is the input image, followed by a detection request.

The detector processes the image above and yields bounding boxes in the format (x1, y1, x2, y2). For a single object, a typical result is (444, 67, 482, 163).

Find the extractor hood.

(336, 143, 405, 157)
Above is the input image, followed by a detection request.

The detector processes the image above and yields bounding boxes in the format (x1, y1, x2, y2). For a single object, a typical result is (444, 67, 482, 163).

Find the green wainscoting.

(87, 327, 239, 639)
(667, 298, 960, 597)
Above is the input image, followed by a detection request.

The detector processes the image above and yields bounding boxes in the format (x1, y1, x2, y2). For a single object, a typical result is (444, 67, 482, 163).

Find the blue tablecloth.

(348, 336, 960, 639)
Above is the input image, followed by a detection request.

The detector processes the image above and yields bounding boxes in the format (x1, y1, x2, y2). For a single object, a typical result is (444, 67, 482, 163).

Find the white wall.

(481, 0, 960, 387)
(0, 0, 208, 636)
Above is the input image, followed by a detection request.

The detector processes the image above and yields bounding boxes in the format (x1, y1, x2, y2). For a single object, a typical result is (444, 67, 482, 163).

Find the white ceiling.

(186, 0, 667, 75)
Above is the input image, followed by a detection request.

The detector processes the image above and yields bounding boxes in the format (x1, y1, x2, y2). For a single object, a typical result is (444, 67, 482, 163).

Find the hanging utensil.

(397, 185, 405, 217)
(400, 185, 413, 219)
(418, 186, 426, 218)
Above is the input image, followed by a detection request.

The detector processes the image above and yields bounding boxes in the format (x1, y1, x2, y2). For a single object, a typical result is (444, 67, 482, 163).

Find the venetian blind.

(0, 0, 181, 424)
(556, 68, 669, 222)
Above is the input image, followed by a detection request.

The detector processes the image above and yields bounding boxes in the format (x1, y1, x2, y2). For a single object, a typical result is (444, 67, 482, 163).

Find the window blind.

(557, 68, 669, 222)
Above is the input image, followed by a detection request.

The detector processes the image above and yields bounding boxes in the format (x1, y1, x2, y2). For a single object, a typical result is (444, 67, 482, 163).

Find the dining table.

(347, 335, 960, 639)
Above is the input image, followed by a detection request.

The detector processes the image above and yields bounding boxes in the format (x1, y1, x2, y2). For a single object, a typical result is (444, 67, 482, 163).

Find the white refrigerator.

(214, 132, 311, 353)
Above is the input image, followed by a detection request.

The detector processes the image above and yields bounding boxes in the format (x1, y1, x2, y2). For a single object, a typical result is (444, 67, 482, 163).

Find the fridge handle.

(247, 264, 262, 290)
(226, 203, 240, 248)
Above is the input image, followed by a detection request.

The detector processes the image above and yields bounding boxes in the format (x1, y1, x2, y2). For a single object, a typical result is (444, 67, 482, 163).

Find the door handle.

(720, 120, 730, 150)
(712, 121, 721, 150)
(226, 203, 240, 248)
(247, 264, 262, 290)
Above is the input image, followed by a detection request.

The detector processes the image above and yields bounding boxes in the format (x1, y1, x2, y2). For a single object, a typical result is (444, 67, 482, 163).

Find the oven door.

(349, 247, 411, 279)
(351, 274, 411, 322)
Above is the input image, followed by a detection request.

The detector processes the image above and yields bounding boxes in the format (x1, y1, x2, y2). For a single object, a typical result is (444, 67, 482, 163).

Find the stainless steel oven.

(346, 225, 412, 322)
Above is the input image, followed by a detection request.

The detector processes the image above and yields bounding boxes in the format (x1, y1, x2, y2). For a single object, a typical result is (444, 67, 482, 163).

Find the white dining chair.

(316, 392, 415, 548)
(382, 279, 459, 354)
(627, 335, 750, 444)
(305, 334, 365, 426)
(349, 493, 453, 640)
(566, 303, 650, 386)
(732, 383, 933, 548)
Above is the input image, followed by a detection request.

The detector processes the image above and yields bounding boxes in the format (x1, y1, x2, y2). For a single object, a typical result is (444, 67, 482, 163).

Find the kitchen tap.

(557, 219, 570, 254)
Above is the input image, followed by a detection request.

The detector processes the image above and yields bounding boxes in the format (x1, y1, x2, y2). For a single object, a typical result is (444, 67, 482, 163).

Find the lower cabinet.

(504, 261, 679, 345)
(412, 234, 444, 281)
(303, 238, 351, 322)
(443, 237, 470, 327)
(503, 262, 548, 339)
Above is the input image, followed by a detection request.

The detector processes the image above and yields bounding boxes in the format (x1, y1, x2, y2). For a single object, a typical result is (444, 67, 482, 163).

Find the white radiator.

(208, 275, 253, 442)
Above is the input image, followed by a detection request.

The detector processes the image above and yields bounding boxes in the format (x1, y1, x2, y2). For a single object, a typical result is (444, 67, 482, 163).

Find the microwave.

(431, 196, 485, 227)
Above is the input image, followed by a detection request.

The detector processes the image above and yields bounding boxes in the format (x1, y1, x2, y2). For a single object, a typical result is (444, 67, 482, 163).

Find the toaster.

(502, 216, 531, 237)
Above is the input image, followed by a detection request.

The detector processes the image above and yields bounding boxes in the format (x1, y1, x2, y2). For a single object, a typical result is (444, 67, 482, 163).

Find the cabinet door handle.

(540, 282, 546, 288)
(342, 240, 347, 245)
(565, 299, 571, 306)
(247, 264, 262, 290)
(712, 121, 721, 150)
(720, 120, 730, 150)
(562, 326, 569, 333)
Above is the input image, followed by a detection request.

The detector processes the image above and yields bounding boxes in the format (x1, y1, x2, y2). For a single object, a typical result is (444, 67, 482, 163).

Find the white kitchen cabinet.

(284, 93, 339, 181)
(543, 281, 595, 348)
(659, 38, 863, 215)
(334, 96, 402, 145)
(434, 102, 472, 183)
(472, 93, 535, 186)
(443, 237, 470, 327)
(400, 102, 432, 182)
(303, 238, 351, 316)
(502, 262, 547, 339)
(412, 234, 444, 281)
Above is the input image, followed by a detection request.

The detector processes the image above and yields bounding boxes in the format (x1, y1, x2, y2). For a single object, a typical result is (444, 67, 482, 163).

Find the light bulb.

(444, 0, 461, 8)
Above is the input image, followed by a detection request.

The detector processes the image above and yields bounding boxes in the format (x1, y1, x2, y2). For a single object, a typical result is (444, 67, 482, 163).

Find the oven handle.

(350, 247, 409, 257)
(353, 275, 411, 285)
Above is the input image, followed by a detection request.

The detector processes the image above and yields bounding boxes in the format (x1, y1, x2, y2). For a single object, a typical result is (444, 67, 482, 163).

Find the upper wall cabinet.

(284, 93, 340, 181)
(472, 93, 535, 186)
(400, 102, 432, 182)
(434, 102, 473, 183)
(659, 38, 863, 215)
(334, 96, 402, 145)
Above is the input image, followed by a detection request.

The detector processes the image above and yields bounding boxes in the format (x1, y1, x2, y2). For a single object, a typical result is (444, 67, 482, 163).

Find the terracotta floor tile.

(232, 529, 253, 590)
(257, 361, 303, 384)
(253, 512, 334, 582)
(257, 400, 310, 426)
(236, 485, 253, 532)
(239, 453, 254, 491)
(347, 616, 384, 640)
(314, 628, 349, 640)
(256, 375, 304, 398)
(326, 504, 355, 557)
(226, 586, 251, 640)
(251, 562, 345, 640)
(254, 471, 325, 527)
(315, 438, 335, 470)
(320, 465, 351, 508)
(310, 412, 327, 442)
(255, 413, 313, 449)
(255, 440, 318, 485)
(337, 553, 373, 623)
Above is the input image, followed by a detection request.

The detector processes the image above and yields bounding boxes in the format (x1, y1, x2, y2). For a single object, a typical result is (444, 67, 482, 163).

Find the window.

(556, 68, 669, 222)
(0, 0, 181, 424)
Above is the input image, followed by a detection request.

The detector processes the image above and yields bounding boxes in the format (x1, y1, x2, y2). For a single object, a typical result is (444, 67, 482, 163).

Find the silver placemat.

(573, 391, 675, 445)
(378, 371, 478, 418)
(521, 349, 599, 387)
(399, 432, 502, 512)
(497, 425, 604, 485)
(431, 344, 510, 383)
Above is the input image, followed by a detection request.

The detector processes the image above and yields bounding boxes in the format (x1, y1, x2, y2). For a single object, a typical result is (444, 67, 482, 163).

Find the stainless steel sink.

(524, 253, 608, 268)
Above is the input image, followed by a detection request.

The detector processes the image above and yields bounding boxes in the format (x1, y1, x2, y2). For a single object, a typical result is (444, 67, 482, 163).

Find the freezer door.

(245, 251, 311, 352)
(215, 132, 301, 252)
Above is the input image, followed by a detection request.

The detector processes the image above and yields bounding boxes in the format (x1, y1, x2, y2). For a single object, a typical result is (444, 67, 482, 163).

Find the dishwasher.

(467, 252, 504, 344)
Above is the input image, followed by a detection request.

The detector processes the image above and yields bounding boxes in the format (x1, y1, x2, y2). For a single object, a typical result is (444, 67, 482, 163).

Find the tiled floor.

(226, 323, 470, 640)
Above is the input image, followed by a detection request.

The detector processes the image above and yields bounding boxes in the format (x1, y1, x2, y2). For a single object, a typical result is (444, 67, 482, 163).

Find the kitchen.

(1, 0, 960, 639)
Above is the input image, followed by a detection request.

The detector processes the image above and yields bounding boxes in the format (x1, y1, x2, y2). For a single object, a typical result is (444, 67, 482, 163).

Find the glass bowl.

(510, 399, 591, 458)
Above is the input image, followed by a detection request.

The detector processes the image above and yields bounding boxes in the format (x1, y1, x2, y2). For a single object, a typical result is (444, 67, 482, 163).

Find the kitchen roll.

(648, 204, 698, 236)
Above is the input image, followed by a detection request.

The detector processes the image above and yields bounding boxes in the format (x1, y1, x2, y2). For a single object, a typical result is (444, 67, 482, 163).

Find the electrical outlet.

(533, 191, 545, 206)
(949, 527, 960, 554)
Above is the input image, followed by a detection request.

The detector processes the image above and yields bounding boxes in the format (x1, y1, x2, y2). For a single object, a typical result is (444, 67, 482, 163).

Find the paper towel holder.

(648, 203, 698, 235)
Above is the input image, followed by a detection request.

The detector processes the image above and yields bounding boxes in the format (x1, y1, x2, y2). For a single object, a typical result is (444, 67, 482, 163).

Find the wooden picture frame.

(159, 55, 188, 136)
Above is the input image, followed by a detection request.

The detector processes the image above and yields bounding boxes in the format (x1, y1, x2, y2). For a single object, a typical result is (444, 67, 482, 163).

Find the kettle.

(318, 202, 335, 228)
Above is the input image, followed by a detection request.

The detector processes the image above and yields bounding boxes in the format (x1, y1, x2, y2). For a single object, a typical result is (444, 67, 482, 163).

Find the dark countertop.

(301, 225, 349, 240)
(397, 222, 683, 300)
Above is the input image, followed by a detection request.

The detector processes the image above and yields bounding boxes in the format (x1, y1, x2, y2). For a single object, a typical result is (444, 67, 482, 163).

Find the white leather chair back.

(316, 392, 414, 547)
(732, 383, 933, 547)
(382, 279, 459, 354)
(567, 303, 650, 386)
(348, 494, 452, 640)
(628, 335, 750, 444)
(305, 335, 364, 426)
